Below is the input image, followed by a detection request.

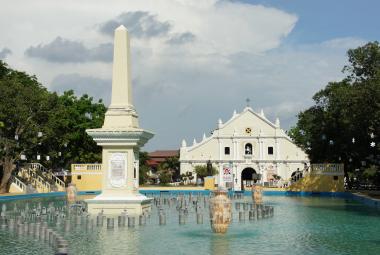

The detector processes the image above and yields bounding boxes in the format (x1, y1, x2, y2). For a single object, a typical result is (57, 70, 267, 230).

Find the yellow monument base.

(204, 176, 215, 190)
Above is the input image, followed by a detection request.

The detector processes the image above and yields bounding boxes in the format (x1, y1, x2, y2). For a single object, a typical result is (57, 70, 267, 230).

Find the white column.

(235, 166, 241, 191)
(134, 150, 139, 189)
(218, 138, 222, 161)
(236, 141, 240, 159)
(262, 168, 268, 182)
(275, 139, 280, 160)
(258, 139, 260, 159)
(233, 140, 236, 160)
(218, 139, 223, 186)
(260, 140, 264, 160)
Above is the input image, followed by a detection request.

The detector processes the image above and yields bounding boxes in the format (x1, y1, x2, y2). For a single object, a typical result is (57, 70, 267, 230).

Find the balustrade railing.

(282, 163, 344, 188)
(22, 163, 65, 192)
(11, 176, 27, 192)
(71, 164, 102, 171)
(27, 162, 48, 172)
(47, 172, 65, 190)
(310, 164, 344, 174)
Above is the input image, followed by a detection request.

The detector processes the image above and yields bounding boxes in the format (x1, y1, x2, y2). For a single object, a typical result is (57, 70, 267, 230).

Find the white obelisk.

(86, 25, 154, 215)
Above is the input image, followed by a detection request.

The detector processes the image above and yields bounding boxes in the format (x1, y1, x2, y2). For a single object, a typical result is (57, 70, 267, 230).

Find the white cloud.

(0, 0, 366, 150)
(321, 37, 366, 49)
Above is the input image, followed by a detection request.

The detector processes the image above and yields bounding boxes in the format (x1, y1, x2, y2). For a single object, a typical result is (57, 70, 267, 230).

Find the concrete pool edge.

(1, 190, 379, 210)
(350, 192, 380, 209)
(0, 189, 356, 200)
(0, 191, 67, 201)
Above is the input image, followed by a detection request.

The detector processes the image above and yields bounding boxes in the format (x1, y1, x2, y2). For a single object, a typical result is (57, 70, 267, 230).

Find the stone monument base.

(86, 194, 152, 215)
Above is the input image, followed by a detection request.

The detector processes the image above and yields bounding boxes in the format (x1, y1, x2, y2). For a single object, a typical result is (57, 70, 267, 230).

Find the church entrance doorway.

(241, 167, 257, 190)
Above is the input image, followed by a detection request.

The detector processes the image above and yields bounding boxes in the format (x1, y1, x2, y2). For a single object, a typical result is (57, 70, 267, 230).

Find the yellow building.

(287, 164, 345, 192)
(70, 164, 102, 191)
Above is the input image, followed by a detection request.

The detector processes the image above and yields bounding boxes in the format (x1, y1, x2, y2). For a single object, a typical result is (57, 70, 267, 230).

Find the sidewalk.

(140, 186, 287, 191)
(140, 186, 204, 191)
(0, 192, 24, 196)
(0, 186, 287, 196)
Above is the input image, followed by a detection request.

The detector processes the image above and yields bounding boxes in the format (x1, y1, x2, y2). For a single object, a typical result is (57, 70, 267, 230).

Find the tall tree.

(139, 151, 150, 184)
(47, 91, 106, 167)
(0, 61, 106, 193)
(160, 156, 180, 181)
(289, 42, 380, 182)
(0, 61, 53, 192)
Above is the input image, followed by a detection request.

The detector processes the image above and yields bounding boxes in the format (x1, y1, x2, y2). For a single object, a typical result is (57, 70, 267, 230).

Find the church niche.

(245, 143, 253, 155)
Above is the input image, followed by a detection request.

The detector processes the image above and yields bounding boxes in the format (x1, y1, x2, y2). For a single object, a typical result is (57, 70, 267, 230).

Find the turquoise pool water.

(0, 195, 379, 255)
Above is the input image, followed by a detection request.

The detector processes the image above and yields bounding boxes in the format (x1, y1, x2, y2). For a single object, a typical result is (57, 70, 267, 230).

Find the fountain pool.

(0, 193, 379, 255)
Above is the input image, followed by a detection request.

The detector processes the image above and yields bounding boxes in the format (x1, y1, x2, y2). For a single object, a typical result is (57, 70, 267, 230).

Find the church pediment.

(216, 107, 278, 137)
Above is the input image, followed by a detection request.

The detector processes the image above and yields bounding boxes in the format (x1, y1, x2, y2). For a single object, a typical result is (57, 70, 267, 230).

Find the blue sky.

(0, 0, 378, 151)
(240, 0, 380, 44)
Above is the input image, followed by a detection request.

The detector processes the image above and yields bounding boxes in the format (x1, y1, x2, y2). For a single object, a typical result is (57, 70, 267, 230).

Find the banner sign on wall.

(223, 164, 233, 182)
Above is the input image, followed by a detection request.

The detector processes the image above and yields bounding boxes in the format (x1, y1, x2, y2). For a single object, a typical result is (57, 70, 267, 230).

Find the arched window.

(245, 143, 253, 155)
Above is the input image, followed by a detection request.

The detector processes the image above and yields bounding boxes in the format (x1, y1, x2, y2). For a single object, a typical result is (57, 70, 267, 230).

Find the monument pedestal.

(86, 194, 152, 215)
(85, 129, 153, 216)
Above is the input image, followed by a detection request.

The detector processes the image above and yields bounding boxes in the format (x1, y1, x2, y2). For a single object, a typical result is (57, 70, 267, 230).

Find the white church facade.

(179, 106, 309, 191)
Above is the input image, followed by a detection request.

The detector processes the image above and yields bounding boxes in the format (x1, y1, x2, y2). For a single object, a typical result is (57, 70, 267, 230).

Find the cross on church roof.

(246, 98, 251, 107)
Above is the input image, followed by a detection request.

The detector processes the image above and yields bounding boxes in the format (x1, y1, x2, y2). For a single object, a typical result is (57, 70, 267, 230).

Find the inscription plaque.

(108, 152, 127, 188)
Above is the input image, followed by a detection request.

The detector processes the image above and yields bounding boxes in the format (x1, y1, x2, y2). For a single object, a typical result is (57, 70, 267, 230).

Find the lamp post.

(36, 131, 43, 162)
(60, 142, 68, 170)
(328, 139, 334, 162)
(14, 134, 20, 175)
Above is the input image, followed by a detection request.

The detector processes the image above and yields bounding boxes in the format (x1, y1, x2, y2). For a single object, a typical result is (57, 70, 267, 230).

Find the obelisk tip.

(116, 25, 127, 31)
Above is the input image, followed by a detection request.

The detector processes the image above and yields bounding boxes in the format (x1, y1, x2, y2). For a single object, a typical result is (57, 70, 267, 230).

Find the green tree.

(139, 151, 150, 166)
(160, 156, 180, 181)
(157, 167, 172, 185)
(0, 61, 106, 193)
(289, 42, 380, 183)
(139, 151, 150, 184)
(0, 61, 53, 192)
(362, 165, 379, 184)
(48, 91, 106, 168)
(194, 165, 218, 181)
(155, 156, 179, 185)
(344, 41, 380, 80)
